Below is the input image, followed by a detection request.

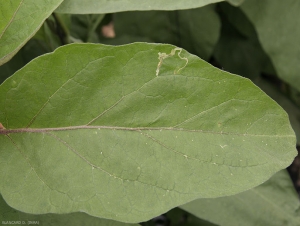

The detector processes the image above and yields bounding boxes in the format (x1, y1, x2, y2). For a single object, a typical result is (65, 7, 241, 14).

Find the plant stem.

(52, 13, 70, 44)
(87, 14, 105, 42)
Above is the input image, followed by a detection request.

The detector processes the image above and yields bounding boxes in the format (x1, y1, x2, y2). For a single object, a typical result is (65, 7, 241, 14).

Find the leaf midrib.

(4, 126, 273, 191)
(0, 125, 293, 137)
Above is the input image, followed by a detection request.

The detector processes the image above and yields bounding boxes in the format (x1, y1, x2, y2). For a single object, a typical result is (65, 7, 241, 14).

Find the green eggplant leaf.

(0, 43, 296, 223)
(0, 194, 139, 226)
(0, 0, 63, 66)
(181, 170, 300, 226)
(241, 0, 300, 91)
(56, 0, 234, 14)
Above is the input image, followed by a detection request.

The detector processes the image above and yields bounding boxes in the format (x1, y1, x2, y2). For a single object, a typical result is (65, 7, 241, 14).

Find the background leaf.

(0, 0, 63, 66)
(0, 194, 139, 226)
(226, 0, 244, 6)
(0, 38, 51, 84)
(0, 43, 296, 223)
(181, 170, 300, 226)
(165, 208, 217, 226)
(56, 0, 234, 14)
(213, 3, 275, 80)
(140, 207, 217, 226)
(111, 5, 220, 60)
(240, 0, 300, 91)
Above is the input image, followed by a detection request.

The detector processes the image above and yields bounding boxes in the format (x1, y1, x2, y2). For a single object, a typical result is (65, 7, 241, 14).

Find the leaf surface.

(0, 0, 63, 66)
(0, 43, 296, 223)
(241, 0, 300, 91)
(181, 170, 300, 226)
(56, 0, 233, 14)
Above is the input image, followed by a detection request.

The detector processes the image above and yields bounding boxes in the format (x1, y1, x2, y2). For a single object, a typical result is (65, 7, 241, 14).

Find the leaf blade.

(0, 43, 296, 223)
